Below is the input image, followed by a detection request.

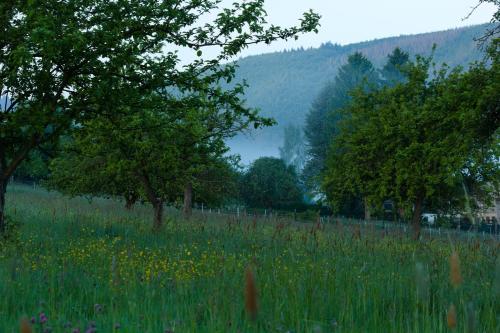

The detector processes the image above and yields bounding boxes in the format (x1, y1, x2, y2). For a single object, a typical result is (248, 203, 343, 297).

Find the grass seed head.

(245, 266, 258, 321)
(20, 318, 32, 333)
(353, 225, 361, 240)
(450, 251, 463, 288)
(447, 303, 457, 330)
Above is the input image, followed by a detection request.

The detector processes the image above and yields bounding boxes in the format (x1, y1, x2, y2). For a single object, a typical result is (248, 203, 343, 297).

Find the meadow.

(0, 184, 499, 333)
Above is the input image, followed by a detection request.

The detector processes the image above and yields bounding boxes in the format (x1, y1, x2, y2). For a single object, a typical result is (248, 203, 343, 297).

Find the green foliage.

(47, 91, 243, 226)
(241, 157, 303, 209)
(323, 47, 500, 223)
(13, 150, 50, 183)
(303, 52, 378, 190)
(190, 157, 242, 207)
(380, 47, 410, 86)
(0, 0, 320, 229)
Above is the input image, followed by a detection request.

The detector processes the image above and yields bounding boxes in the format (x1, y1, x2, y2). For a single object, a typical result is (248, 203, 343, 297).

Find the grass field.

(1, 184, 499, 332)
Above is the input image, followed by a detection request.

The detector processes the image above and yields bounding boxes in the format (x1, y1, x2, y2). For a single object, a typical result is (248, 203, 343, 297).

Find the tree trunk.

(412, 196, 424, 240)
(125, 199, 134, 210)
(364, 198, 371, 221)
(1, 141, 38, 235)
(0, 178, 6, 234)
(136, 170, 165, 231)
(153, 200, 164, 230)
(124, 192, 137, 210)
(183, 182, 193, 219)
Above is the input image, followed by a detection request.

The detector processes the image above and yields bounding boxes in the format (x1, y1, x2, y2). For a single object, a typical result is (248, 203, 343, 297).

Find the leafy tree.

(179, 144, 241, 219)
(49, 87, 261, 229)
(48, 94, 187, 228)
(303, 52, 378, 192)
(323, 48, 499, 239)
(0, 0, 320, 232)
(13, 150, 50, 183)
(380, 47, 410, 86)
(241, 157, 303, 210)
(323, 48, 410, 219)
(279, 124, 306, 172)
(184, 156, 241, 213)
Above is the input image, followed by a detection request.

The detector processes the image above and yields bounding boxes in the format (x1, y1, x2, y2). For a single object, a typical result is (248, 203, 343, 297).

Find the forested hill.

(228, 23, 490, 162)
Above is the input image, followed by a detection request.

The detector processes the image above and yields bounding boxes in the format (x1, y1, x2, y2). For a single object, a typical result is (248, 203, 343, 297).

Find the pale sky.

(180, 0, 496, 61)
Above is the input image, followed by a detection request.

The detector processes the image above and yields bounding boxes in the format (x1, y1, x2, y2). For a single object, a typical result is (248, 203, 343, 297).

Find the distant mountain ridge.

(227, 23, 491, 163)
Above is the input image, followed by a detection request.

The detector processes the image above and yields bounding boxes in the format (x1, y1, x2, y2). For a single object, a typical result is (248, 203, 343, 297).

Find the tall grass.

(0, 184, 498, 332)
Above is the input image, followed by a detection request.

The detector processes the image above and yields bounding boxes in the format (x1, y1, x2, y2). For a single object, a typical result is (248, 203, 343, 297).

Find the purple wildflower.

(39, 312, 48, 324)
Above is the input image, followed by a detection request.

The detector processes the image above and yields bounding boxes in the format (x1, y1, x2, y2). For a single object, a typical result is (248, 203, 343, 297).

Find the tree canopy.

(303, 52, 379, 191)
(380, 47, 410, 86)
(47, 89, 246, 228)
(323, 45, 500, 238)
(241, 157, 303, 210)
(0, 0, 320, 231)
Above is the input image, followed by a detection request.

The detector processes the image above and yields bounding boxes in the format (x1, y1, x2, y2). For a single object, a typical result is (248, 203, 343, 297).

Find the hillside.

(227, 24, 491, 163)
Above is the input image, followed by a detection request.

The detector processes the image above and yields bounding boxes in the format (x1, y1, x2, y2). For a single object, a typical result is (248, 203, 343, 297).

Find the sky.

(181, 0, 496, 61)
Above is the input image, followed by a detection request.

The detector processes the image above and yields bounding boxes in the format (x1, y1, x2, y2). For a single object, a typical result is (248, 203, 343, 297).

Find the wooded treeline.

(228, 23, 492, 157)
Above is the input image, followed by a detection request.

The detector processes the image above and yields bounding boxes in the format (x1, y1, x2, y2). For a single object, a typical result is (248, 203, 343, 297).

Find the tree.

(13, 150, 50, 184)
(49, 87, 262, 229)
(323, 48, 410, 219)
(48, 95, 186, 229)
(241, 157, 303, 210)
(380, 47, 410, 86)
(0, 0, 320, 232)
(279, 124, 306, 173)
(303, 52, 378, 192)
(323, 48, 499, 239)
(184, 156, 241, 215)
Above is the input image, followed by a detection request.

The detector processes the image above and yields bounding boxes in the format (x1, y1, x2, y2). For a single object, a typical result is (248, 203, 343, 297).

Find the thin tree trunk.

(0, 178, 6, 234)
(183, 182, 193, 219)
(136, 170, 164, 231)
(412, 196, 424, 240)
(364, 198, 371, 221)
(124, 192, 137, 210)
(153, 200, 164, 230)
(0, 140, 39, 235)
(125, 199, 134, 210)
